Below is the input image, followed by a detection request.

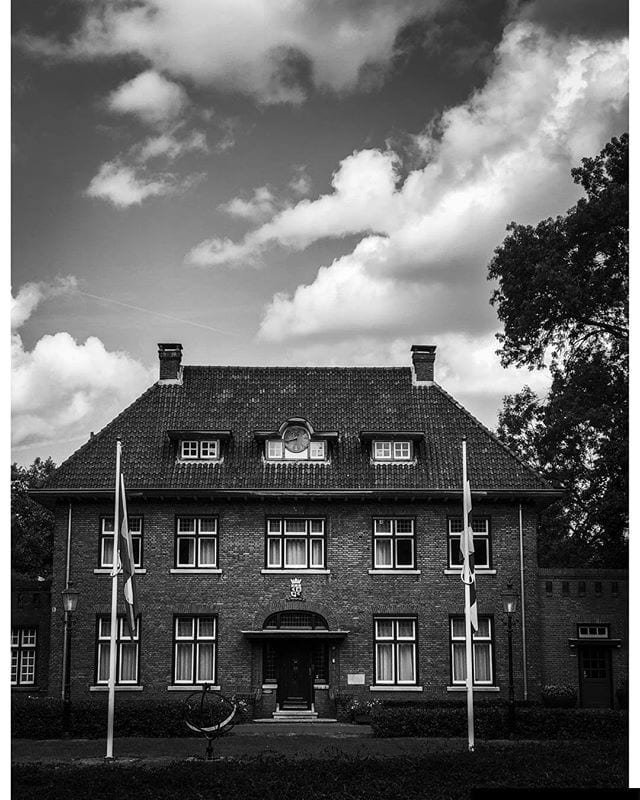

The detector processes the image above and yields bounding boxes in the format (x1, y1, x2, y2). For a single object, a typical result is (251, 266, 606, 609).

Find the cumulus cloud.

(18, 0, 440, 104)
(107, 70, 189, 127)
(248, 22, 627, 343)
(85, 160, 185, 208)
(11, 276, 78, 330)
(221, 186, 278, 222)
(137, 129, 208, 162)
(12, 332, 154, 449)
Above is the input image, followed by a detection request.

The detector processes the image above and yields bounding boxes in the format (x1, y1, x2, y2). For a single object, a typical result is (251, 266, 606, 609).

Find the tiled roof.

(42, 366, 553, 493)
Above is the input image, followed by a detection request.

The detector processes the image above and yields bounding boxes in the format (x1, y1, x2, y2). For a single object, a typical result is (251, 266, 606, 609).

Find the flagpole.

(106, 439, 121, 760)
(462, 438, 475, 752)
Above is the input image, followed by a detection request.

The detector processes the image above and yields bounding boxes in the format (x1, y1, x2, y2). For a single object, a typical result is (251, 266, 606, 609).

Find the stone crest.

(289, 578, 303, 599)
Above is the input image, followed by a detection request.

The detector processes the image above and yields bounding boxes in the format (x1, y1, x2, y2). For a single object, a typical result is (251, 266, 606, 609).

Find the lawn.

(12, 740, 627, 800)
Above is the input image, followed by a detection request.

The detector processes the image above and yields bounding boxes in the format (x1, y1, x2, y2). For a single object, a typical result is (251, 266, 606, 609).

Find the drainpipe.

(61, 502, 73, 700)
(518, 503, 528, 700)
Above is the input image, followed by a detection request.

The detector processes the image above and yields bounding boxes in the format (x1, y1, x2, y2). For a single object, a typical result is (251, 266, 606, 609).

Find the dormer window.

(265, 437, 327, 461)
(373, 441, 412, 461)
(180, 440, 219, 461)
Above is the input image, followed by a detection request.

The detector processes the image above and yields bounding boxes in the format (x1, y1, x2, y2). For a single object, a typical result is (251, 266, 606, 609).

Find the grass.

(12, 740, 627, 800)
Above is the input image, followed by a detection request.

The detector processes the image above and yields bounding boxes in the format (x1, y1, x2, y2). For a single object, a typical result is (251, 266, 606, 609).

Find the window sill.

(94, 568, 147, 574)
(370, 685, 423, 692)
(177, 459, 223, 465)
(446, 686, 500, 692)
(90, 685, 144, 692)
(167, 685, 220, 692)
(261, 569, 330, 575)
(12, 685, 39, 691)
(314, 684, 329, 690)
(264, 460, 330, 465)
(371, 460, 417, 466)
(368, 569, 421, 575)
(170, 568, 222, 574)
(443, 569, 496, 575)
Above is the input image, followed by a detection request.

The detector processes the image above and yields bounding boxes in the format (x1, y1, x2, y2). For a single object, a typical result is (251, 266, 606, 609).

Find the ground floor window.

(374, 617, 417, 685)
(96, 616, 140, 685)
(450, 616, 494, 685)
(173, 615, 217, 684)
(11, 627, 37, 686)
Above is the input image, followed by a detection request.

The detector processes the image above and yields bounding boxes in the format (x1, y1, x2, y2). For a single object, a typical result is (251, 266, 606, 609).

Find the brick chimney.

(158, 343, 183, 384)
(411, 345, 436, 384)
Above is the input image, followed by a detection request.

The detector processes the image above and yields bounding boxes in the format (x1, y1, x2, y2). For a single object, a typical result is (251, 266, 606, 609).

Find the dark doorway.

(277, 643, 313, 709)
(578, 646, 612, 708)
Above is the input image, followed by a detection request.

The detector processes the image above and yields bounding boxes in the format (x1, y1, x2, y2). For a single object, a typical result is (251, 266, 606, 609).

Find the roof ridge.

(429, 382, 557, 490)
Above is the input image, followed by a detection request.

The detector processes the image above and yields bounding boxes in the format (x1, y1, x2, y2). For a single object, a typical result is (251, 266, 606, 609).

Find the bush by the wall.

(616, 681, 628, 710)
(541, 685, 578, 708)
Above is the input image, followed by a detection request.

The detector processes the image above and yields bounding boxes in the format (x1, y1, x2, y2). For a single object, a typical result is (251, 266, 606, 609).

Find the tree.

(11, 457, 57, 578)
(489, 134, 628, 567)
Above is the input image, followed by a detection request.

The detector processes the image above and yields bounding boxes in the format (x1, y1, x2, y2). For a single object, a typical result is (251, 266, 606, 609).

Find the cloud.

(85, 160, 182, 207)
(249, 21, 627, 343)
(107, 70, 189, 127)
(18, 0, 441, 104)
(137, 129, 208, 162)
(220, 186, 277, 222)
(11, 276, 78, 330)
(11, 332, 154, 449)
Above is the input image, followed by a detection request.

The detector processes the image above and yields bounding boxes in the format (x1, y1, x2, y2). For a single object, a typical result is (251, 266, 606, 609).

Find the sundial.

(183, 684, 237, 760)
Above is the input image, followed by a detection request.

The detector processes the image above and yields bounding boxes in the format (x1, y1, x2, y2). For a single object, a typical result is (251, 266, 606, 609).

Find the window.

(266, 518, 325, 569)
(611, 581, 619, 597)
(11, 627, 37, 686)
(173, 616, 217, 684)
(578, 624, 609, 639)
(175, 517, 218, 568)
(562, 581, 570, 596)
(448, 518, 490, 569)
(180, 440, 219, 461)
(578, 581, 586, 596)
(373, 441, 412, 462)
(373, 518, 415, 569)
(545, 581, 553, 595)
(450, 616, 494, 686)
(96, 616, 140, 685)
(374, 617, 417, 685)
(100, 516, 143, 568)
(594, 581, 602, 597)
(265, 439, 326, 461)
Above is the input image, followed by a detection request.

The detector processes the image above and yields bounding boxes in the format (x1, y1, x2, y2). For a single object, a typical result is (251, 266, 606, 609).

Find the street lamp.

(501, 584, 518, 736)
(61, 584, 80, 734)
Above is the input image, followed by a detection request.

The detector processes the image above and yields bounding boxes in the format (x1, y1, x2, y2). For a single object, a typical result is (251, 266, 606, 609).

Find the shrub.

(541, 685, 577, 708)
(616, 681, 628, 710)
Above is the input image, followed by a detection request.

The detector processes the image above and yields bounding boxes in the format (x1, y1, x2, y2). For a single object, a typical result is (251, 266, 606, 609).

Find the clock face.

(283, 425, 310, 453)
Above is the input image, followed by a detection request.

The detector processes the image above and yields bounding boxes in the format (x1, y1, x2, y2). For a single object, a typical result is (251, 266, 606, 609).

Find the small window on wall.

(545, 581, 553, 595)
(578, 581, 586, 596)
(450, 616, 494, 686)
(373, 441, 413, 462)
(100, 517, 143, 568)
(265, 439, 327, 461)
(611, 582, 619, 597)
(594, 581, 602, 597)
(180, 440, 220, 461)
(578, 624, 609, 639)
(562, 582, 570, 596)
(448, 518, 490, 569)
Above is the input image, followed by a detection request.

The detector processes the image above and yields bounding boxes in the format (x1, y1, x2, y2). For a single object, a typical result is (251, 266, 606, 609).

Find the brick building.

(11, 572, 52, 694)
(30, 343, 625, 719)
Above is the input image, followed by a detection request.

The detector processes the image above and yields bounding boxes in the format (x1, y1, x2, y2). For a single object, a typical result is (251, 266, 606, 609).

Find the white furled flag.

(461, 455, 478, 632)
(118, 474, 137, 638)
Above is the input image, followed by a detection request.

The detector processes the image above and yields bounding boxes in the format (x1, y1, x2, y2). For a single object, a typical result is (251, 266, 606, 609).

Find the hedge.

(370, 705, 628, 740)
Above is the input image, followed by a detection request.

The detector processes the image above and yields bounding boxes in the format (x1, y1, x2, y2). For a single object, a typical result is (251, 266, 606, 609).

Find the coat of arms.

(289, 578, 303, 599)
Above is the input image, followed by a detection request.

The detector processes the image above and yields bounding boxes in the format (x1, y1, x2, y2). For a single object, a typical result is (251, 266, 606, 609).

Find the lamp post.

(61, 584, 80, 734)
(502, 585, 517, 736)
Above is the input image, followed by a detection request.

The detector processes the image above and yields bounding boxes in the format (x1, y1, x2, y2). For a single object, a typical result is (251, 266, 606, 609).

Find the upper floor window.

(266, 518, 325, 569)
(265, 439, 327, 461)
(11, 627, 37, 686)
(448, 517, 490, 569)
(180, 440, 220, 461)
(450, 616, 494, 686)
(100, 516, 143, 569)
(176, 517, 218, 568)
(96, 615, 140, 685)
(373, 518, 415, 569)
(373, 441, 413, 462)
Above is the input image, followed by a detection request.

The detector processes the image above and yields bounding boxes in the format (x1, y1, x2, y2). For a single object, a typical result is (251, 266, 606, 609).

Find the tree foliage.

(489, 134, 628, 567)
(11, 457, 57, 578)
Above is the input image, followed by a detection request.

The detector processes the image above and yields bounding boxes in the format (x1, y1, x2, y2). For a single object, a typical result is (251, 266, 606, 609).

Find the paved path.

(12, 723, 473, 764)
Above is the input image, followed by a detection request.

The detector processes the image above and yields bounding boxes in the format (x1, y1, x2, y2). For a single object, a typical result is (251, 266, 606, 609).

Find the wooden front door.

(579, 646, 612, 708)
(277, 643, 312, 709)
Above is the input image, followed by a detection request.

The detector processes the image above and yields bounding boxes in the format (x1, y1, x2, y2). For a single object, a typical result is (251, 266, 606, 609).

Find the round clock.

(283, 425, 310, 453)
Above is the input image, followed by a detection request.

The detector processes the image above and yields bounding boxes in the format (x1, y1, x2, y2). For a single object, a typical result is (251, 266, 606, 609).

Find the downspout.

(518, 502, 528, 700)
(61, 501, 72, 699)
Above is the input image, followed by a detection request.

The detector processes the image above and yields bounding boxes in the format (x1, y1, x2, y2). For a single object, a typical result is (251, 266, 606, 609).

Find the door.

(579, 646, 612, 708)
(277, 643, 312, 709)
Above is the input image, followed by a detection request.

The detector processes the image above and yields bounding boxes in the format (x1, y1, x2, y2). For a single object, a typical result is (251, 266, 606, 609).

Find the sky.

(10, 0, 629, 468)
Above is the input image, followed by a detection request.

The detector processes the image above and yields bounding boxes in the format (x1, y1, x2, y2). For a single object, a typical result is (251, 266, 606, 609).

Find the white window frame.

(173, 615, 217, 685)
(373, 518, 415, 569)
(266, 518, 326, 569)
(448, 517, 491, 569)
(450, 616, 494, 686)
(11, 627, 37, 686)
(578, 624, 610, 639)
(373, 440, 413, 462)
(180, 440, 220, 461)
(265, 439, 327, 461)
(176, 517, 218, 568)
(96, 616, 140, 686)
(100, 516, 143, 568)
(374, 617, 417, 686)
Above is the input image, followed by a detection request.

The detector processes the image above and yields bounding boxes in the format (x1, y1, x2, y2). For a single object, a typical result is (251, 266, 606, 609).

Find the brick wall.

(11, 576, 52, 694)
(48, 496, 541, 715)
